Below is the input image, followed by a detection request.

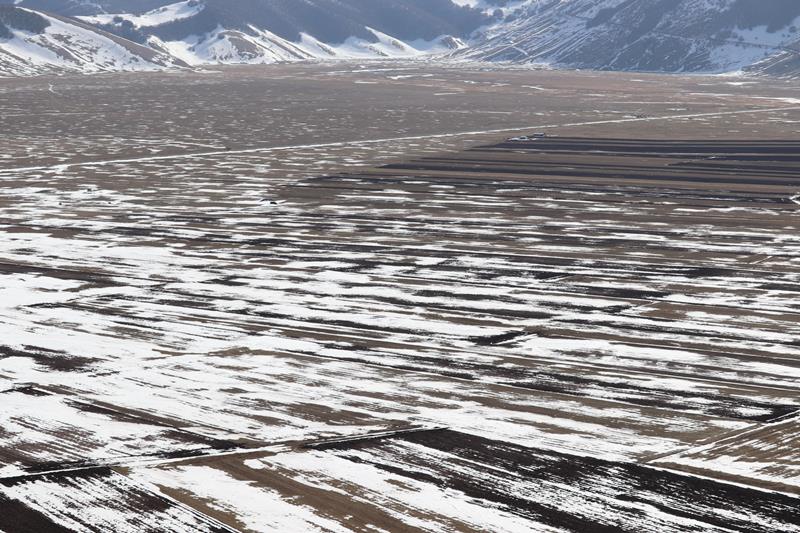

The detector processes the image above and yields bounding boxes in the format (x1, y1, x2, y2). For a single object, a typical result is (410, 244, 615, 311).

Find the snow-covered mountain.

(84, 0, 478, 65)
(452, 0, 800, 76)
(2, 0, 483, 68)
(1, 0, 800, 76)
(0, 5, 185, 75)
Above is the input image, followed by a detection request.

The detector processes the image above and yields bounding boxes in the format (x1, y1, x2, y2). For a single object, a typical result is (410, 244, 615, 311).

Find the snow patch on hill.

(79, 1, 204, 29)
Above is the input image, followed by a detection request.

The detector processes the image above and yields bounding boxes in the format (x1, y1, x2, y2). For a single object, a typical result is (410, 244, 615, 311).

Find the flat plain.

(0, 63, 799, 532)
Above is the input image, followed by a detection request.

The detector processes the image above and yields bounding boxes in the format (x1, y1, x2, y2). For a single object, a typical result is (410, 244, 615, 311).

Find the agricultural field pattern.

(0, 64, 800, 531)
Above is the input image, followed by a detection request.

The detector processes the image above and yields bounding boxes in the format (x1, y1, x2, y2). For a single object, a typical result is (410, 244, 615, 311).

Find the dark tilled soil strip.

(0, 467, 236, 533)
(320, 429, 800, 533)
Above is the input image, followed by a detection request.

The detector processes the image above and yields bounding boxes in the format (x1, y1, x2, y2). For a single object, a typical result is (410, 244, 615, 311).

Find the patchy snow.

(135, 466, 353, 533)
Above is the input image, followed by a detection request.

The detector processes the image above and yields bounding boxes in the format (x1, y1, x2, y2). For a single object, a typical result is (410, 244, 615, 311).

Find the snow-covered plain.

(0, 65, 799, 530)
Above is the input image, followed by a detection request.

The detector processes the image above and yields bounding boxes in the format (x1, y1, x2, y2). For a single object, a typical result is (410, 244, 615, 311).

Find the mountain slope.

(2, 0, 800, 76)
(0, 5, 185, 76)
(453, 0, 800, 75)
(0, 1, 176, 17)
(7, 0, 484, 65)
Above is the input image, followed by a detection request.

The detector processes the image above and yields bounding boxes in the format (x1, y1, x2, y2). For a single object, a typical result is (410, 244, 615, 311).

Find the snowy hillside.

(66, 0, 479, 65)
(0, 6, 184, 76)
(77, 1, 470, 65)
(451, 0, 800, 75)
(146, 27, 466, 66)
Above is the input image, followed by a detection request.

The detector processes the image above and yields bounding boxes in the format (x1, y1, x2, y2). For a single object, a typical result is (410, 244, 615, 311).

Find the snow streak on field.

(0, 67, 799, 531)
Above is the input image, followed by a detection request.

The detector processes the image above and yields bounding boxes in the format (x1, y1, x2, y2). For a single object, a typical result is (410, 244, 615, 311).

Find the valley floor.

(0, 63, 799, 532)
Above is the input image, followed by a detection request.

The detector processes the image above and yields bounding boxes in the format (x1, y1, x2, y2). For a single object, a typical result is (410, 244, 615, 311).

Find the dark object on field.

(508, 132, 547, 141)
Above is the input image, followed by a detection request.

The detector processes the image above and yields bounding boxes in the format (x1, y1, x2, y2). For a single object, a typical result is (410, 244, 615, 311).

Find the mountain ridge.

(453, 0, 800, 76)
(0, 0, 798, 77)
